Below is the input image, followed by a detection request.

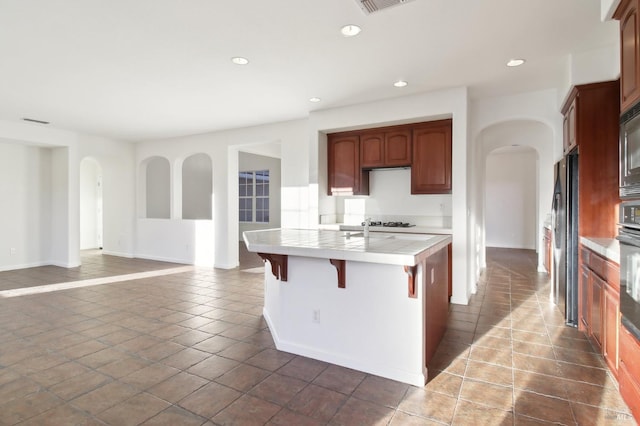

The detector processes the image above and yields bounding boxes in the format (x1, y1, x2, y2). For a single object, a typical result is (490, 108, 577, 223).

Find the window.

(239, 170, 269, 223)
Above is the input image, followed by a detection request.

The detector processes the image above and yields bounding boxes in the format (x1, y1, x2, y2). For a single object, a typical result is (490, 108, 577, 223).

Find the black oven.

(620, 102, 640, 199)
(618, 202, 640, 341)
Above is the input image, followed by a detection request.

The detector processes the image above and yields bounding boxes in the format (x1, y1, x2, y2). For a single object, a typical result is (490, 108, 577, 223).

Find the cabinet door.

(543, 229, 551, 275)
(411, 120, 452, 194)
(619, 0, 640, 112)
(619, 324, 640, 424)
(328, 135, 368, 196)
(563, 99, 577, 154)
(591, 273, 604, 350)
(424, 245, 449, 367)
(385, 130, 412, 167)
(579, 264, 590, 333)
(603, 283, 620, 377)
(360, 133, 385, 168)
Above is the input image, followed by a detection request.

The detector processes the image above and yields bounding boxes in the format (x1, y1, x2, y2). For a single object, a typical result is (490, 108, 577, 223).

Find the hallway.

(0, 249, 634, 425)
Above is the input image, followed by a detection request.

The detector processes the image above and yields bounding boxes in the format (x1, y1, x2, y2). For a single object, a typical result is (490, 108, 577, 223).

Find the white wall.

(470, 92, 560, 277)
(238, 151, 281, 240)
(0, 142, 52, 270)
(602, 0, 622, 21)
(333, 169, 452, 226)
(557, 44, 620, 107)
(0, 120, 81, 268)
(78, 134, 136, 258)
(0, 119, 135, 269)
(50, 147, 73, 267)
(135, 119, 308, 269)
(485, 148, 537, 249)
(136, 219, 214, 265)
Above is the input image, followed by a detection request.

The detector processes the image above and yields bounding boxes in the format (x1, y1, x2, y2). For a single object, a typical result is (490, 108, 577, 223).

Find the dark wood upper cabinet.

(562, 99, 577, 154)
(562, 81, 620, 239)
(327, 134, 369, 196)
(411, 119, 452, 195)
(327, 120, 451, 196)
(360, 133, 385, 168)
(615, 0, 640, 112)
(384, 130, 412, 167)
(361, 129, 412, 169)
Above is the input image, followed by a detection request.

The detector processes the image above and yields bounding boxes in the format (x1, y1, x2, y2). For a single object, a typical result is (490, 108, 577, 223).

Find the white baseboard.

(49, 260, 81, 268)
(134, 253, 192, 265)
(214, 262, 239, 269)
(101, 250, 134, 258)
(0, 261, 49, 272)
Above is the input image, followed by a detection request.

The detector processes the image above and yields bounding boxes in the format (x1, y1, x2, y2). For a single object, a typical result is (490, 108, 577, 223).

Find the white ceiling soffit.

(355, 0, 416, 15)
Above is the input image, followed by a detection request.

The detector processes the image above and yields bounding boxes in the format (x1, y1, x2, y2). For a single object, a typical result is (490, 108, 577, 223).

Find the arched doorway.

(80, 157, 103, 250)
(475, 120, 555, 272)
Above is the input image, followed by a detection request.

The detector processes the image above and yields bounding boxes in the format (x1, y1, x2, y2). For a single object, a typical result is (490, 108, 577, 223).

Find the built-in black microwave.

(620, 102, 640, 199)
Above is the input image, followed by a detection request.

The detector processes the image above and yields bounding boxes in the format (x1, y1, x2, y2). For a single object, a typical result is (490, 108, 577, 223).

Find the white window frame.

(239, 170, 269, 223)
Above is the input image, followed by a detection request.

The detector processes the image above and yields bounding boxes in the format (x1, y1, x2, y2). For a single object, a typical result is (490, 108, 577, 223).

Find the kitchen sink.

(341, 232, 390, 240)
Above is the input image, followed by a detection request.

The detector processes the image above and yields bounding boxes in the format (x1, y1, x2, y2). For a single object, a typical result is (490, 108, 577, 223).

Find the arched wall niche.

(141, 156, 171, 219)
(182, 153, 212, 220)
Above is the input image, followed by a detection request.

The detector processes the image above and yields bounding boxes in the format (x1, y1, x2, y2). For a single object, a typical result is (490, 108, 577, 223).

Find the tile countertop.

(580, 236, 620, 264)
(243, 228, 452, 266)
(338, 225, 453, 235)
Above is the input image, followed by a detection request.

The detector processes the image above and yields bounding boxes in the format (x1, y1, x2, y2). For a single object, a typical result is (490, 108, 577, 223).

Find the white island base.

(261, 254, 445, 387)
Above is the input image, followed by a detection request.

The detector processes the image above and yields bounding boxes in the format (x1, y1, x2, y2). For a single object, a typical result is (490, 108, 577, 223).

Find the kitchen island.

(243, 228, 452, 386)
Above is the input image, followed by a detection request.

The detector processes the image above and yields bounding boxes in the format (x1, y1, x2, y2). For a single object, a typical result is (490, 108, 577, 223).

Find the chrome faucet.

(364, 217, 371, 238)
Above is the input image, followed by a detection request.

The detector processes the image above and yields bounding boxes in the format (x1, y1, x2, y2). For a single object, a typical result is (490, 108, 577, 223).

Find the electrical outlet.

(10, 248, 16, 256)
(312, 309, 320, 323)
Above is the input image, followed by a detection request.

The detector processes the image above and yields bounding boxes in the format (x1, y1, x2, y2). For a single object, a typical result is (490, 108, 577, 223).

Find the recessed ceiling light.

(506, 58, 525, 67)
(309, 97, 321, 103)
(340, 25, 361, 37)
(393, 80, 408, 88)
(231, 57, 249, 65)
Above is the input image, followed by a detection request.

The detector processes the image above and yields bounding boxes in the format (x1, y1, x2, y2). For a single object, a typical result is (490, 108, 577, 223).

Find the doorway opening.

(237, 144, 282, 270)
(80, 157, 103, 251)
(484, 146, 538, 251)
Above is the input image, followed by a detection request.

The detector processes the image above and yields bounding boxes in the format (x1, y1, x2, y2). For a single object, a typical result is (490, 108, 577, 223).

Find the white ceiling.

(0, 0, 618, 141)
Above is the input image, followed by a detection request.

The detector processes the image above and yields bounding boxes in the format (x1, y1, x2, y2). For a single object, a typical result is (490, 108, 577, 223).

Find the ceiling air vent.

(355, 0, 415, 15)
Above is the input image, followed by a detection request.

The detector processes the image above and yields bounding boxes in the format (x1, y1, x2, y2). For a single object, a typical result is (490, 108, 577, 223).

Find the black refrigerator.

(552, 152, 579, 326)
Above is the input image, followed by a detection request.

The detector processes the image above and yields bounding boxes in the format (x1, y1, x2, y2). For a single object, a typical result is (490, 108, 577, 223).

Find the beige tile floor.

(0, 247, 635, 425)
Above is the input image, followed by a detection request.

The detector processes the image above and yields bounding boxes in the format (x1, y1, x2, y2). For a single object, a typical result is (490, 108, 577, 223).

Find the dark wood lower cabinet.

(543, 227, 552, 275)
(604, 282, 620, 376)
(579, 245, 619, 376)
(424, 244, 449, 367)
(619, 324, 640, 423)
(591, 273, 604, 351)
(579, 264, 591, 333)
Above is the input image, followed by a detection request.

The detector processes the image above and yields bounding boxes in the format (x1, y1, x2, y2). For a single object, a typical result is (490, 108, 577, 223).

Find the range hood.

(354, 0, 416, 15)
